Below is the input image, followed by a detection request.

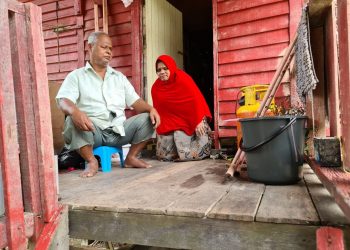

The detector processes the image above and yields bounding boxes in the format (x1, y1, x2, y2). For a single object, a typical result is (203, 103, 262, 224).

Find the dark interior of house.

(167, 0, 214, 128)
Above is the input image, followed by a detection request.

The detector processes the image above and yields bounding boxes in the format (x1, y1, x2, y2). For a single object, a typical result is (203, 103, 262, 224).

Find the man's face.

(90, 35, 112, 68)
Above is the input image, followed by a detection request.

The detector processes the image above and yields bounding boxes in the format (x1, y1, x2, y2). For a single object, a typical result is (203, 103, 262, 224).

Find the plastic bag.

(58, 147, 85, 169)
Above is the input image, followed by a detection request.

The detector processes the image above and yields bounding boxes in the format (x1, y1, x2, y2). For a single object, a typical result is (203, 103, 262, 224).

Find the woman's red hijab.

(151, 55, 212, 135)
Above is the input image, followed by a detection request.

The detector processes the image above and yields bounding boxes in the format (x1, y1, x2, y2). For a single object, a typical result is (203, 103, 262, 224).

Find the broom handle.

(225, 34, 297, 178)
(257, 34, 297, 116)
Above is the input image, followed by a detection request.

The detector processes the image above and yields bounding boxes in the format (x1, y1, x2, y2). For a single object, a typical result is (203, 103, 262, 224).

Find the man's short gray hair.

(87, 31, 109, 45)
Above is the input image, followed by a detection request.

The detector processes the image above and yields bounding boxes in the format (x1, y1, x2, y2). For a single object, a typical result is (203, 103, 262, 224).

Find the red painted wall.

(19, 0, 141, 94)
(214, 0, 293, 139)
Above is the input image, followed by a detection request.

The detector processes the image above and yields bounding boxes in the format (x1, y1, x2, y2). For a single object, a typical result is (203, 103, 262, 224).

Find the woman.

(151, 54, 212, 161)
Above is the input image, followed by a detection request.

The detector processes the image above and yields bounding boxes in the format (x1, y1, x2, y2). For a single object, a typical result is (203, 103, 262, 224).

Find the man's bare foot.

(125, 156, 152, 168)
(80, 157, 99, 178)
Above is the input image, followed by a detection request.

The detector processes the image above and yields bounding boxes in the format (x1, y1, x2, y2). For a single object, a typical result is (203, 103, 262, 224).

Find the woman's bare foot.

(125, 156, 152, 168)
(80, 157, 99, 178)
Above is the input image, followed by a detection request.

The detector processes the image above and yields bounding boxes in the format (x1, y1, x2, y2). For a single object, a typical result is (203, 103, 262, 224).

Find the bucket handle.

(240, 117, 297, 152)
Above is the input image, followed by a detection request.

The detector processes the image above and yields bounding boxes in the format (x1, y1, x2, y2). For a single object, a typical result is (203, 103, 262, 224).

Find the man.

(56, 31, 160, 178)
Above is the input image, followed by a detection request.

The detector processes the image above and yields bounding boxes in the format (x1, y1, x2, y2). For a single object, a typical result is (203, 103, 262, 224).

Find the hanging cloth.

(295, 6, 319, 104)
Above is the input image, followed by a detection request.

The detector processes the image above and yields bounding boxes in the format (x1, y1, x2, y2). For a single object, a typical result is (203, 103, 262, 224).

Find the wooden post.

(94, 3, 99, 31)
(0, 1, 27, 248)
(316, 227, 344, 250)
(24, 2, 58, 223)
(9, 3, 44, 242)
(102, 0, 108, 33)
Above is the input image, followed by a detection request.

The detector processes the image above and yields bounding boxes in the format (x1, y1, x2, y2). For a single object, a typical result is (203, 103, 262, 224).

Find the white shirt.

(56, 62, 140, 136)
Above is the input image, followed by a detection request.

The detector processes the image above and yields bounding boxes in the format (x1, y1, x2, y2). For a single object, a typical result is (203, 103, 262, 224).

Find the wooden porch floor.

(59, 159, 350, 250)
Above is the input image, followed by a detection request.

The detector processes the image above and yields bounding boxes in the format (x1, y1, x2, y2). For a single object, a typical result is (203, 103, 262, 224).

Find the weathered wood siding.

(18, 0, 141, 93)
(19, 0, 141, 152)
(214, 0, 292, 139)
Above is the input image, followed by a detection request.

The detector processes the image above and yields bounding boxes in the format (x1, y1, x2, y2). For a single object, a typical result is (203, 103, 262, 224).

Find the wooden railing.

(0, 0, 62, 249)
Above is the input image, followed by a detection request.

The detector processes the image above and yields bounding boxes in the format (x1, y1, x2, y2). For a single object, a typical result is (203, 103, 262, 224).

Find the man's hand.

(149, 107, 161, 128)
(195, 119, 206, 137)
(58, 98, 95, 132)
(71, 109, 95, 132)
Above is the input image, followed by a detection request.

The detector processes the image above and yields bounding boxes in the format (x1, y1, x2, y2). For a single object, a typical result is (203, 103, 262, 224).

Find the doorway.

(143, 0, 214, 127)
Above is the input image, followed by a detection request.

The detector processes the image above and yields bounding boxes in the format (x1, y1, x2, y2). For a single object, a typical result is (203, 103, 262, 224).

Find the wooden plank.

(46, 44, 76, 56)
(218, 42, 289, 64)
(110, 55, 132, 67)
(218, 83, 289, 103)
(219, 57, 281, 77)
(219, 71, 290, 90)
(59, 61, 79, 72)
(208, 180, 264, 221)
(218, 128, 237, 138)
(338, 0, 350, 172)
(59, 160, 189, 210)
(44, 36, 78, 48)
(111, 161, 227, 215)
(85, 11, 131, 29)
(164, 161, 232, 217)
(308, 159, 350, 221)
(103, 22, 132, 36)
(219, 71, 276, 89)
(47, 52, 79, 64)
(289, 0, 303, 39)
(69, 210, 324, 250)
(131, 0, 142, 95)
(218, 29, 289, 52)
(7, 0, 26, 14)
(43, 16, 77, 30)
(316, 227, 345, 250)
(217, 0, 284, 15)
(94, 3, 99, 31)
(9, 8, 45, 241)
(42, 8, 76, 22)
(218, 1, 289, 27)
(44, 29, 77, 40)
(256, 181, 320, 225)
(218, 15, 289, 40)
(325, 5, 341, 137)
(102, 0, 108, 33)
(24, 2, 58, 222)
(213, 0, 219, 147)
(0, 2, 27, 248)
(74, 0, 83, 15)
(304, 170, 349, 225)
(84, 3, 129, 20)
(77, 15, 85, 68)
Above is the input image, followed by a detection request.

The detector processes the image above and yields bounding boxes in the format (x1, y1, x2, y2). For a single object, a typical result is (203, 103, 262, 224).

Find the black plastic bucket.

(240, 116, 307, 185)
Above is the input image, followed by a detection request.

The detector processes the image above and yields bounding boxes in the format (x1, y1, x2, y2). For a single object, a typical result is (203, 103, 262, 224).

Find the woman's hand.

(195, 119, 206, 137)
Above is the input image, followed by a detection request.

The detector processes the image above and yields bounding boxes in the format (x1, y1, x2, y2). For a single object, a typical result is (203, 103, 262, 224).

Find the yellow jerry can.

(236, 84, 275, 147)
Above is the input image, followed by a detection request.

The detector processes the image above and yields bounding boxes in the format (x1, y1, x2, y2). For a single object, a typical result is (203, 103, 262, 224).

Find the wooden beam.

(0, 1, 27, 248)
(9, 4, 44, 242)
(102, 0, 108, 33)
(69, 210, 350, 249)
(307, 159, 350, 221)
(317, 227, 345, 250)
(24, 2, 58, 222)
(94, 3, 99, 31)
(308, 0, 333, 27)
(131, 0, 142, 95)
